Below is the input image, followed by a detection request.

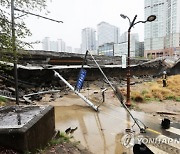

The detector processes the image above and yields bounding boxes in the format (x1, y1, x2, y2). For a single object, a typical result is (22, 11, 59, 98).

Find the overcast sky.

(24, 0, 145, 49)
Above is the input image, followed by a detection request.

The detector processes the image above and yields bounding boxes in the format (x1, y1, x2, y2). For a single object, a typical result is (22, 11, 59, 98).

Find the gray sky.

(25, 0, 145, 49)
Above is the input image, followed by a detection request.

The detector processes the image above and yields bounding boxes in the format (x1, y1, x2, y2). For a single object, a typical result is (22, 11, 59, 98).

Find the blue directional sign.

(75, 68, 87, 91)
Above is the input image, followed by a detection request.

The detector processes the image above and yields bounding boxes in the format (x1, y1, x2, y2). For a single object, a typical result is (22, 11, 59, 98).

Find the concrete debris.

(0, 90, 12, 97)
(23, 90, 61, 104)
(0, 94, 25, 102)
(0, 50, 179, 104)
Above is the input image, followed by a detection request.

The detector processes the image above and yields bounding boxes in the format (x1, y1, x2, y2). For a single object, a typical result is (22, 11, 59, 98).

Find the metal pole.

(115, 89, 143, 131)
(88, 50, 145, 131)
(88, 51, 115, 91)
(53, 70, 98, 111)
(14, 8, 63, 23)
(81, 50, 89, 69)
(10, 2, 63, 105)
(126, 29, 131, 107)
(126, 15, 137, 107)
(11, 0, 19, 105)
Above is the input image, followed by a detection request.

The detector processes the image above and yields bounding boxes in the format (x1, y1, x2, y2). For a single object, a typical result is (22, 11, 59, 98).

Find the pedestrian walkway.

(145, 124, 180, 154)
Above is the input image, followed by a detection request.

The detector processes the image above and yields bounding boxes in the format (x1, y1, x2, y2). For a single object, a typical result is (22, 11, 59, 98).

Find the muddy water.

(55, 103, 138, 154)
(49, 85, 150, 154)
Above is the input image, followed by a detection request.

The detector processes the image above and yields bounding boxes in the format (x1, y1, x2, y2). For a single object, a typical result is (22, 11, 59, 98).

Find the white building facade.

(57, 39, 66, 52)
(42, 37, 68, 52)
(81, 28, 96, 54)
(42, 37, 50, 51)
(97, 22, 120, 56)
(144, 0, 180, 58)
(114, 33, 140, 57)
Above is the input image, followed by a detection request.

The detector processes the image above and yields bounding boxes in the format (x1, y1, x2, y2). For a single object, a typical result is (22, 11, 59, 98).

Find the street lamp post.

(11, 0, 19, 105)
(120, 14, 156, 107)
(11, 0, 63, 105)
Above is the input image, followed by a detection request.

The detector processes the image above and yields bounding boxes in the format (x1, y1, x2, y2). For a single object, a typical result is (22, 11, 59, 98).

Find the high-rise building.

(144, 0, 180, 58)
(50, 41, 58, 52)
(120, 32, 128, 43)
(114, 33, 140, 57)
(97, 22, 120, 56)
(57, 39, 66, 52)
(42, 37, 50, 51)
(139, 42, 145, 57)
(81, 27, 96, 54)
(42, 37, 68, 52)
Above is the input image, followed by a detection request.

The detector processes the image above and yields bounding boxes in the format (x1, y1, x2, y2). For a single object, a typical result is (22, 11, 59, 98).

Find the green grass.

(144, 97, 154, 101)
(25, 132, 73, 154)
(166, 95, 176, 100)
(175, 97, 180, 102)
(0, 96, 7, 106)
(142, 90, 148, 95)
(48, 132, 71, 146)
(0, 96, 7, 102)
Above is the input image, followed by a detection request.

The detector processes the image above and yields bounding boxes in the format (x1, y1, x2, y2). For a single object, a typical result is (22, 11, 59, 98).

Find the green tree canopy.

(0, 0, 49, 61)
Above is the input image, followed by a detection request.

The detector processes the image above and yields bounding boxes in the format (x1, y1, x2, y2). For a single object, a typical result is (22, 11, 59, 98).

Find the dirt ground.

(43, 142, 92, 154)
(36, 81, 180, 123)
(133, 100, 180, 122)
(129, 77, 180, 122)
(0, 142, 92, 154)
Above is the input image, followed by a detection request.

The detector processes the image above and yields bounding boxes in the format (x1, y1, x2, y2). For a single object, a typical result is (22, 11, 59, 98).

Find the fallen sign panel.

(0, 105, 55, 153)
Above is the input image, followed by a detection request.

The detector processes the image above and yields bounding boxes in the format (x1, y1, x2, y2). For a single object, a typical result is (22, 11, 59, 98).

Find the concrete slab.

(0, 105, 55, 153)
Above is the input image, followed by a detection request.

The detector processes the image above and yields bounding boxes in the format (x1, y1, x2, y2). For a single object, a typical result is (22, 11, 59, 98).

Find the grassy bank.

(130, 75, 180, 102)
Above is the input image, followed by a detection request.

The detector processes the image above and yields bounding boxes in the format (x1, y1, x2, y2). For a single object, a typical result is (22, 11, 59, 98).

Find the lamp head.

(120, 14, 127, 19)
(147, 15, 156, 22)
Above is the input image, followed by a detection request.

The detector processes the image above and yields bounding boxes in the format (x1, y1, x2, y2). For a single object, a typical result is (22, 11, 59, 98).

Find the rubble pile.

(0, 50, 179, 105)
(17, 50, 148, 66)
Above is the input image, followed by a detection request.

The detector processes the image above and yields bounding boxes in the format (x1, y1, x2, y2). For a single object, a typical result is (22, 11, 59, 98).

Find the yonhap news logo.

(121, 133, 136, 148)
(121, 133, 180, 148)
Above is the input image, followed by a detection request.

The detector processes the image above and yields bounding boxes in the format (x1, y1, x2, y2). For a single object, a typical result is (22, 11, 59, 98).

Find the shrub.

(131, 91, 144, 102)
